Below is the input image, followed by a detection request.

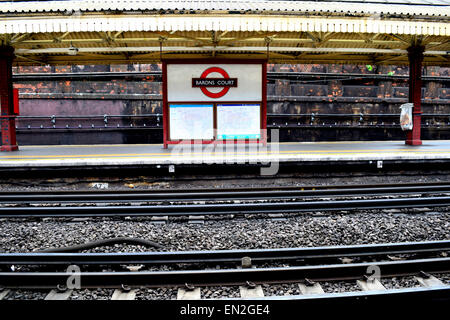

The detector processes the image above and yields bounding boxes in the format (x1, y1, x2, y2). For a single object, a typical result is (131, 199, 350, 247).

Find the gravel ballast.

(0, 212, 448, 253)
(3, 290, 47, 300)
(381, 276, 421, 289)
(135, 288, 178, 300)
(69, 289, 115, 300)
(320, 281, 361, 293)
(262, 283, 302, 297)
(201, 286, 241, 299)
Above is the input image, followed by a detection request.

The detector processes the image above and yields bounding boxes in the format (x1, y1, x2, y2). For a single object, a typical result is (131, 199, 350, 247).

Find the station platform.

(1, 140, 450, 170)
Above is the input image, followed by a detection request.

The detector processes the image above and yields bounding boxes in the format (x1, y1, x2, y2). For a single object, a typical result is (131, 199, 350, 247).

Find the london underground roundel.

(193, 67, 238, 99)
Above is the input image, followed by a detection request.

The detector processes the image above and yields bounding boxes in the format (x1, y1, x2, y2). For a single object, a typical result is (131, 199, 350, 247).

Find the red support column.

(405, 45, 424, 146)
(261, 60, 267, 146)
(0, 46, 18, 151)
(162, 61, 168, 149)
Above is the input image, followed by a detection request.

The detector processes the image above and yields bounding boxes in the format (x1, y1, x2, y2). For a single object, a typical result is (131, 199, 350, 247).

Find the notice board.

(169, 104, 214, 140)
(217, 104, 261, 140)
(163, 59, 267, 148)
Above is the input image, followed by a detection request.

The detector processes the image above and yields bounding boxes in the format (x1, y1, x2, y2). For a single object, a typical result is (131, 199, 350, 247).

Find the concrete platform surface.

(1, 140, 450, 168)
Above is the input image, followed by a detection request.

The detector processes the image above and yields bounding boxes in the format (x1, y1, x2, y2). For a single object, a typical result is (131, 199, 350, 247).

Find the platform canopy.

(0, 0, 449, 66)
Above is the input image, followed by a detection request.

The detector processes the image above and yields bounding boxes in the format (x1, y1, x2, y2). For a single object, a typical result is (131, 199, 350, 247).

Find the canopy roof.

(1, 0, 449, 66)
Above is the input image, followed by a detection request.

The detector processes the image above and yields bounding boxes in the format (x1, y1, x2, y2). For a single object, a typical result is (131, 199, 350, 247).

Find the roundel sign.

(192, 67, 238, 99)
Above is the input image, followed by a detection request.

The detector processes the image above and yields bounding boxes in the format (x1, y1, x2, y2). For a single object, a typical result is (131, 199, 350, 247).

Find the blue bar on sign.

(218, 104, 260, 107)
(170, 104, 214, 108)
(219, 134, 261, 139)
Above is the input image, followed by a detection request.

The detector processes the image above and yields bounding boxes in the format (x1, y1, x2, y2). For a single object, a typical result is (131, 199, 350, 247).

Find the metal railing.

(1, 113, 447, 130)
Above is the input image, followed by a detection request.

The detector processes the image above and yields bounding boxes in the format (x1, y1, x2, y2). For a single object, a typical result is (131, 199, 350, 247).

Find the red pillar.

(0, 46, 18, 151)
(405, 45, 424, 146)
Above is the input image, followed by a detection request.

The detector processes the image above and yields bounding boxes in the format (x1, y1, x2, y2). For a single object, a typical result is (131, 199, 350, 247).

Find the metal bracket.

(241, 256, 252, 269)
(159, 36, 168, 60)
(56, 284, 68, 292)
(363, 274, 376, 283)
(304, 278, 316, 287)
(184, 283, 195, 291)
(121, 284, 131, 292)
(264, 36, 273, 60)
(419, 271, 431, 279)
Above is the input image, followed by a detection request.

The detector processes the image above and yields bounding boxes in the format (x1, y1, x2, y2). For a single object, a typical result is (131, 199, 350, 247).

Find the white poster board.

(167, 64, 262, 102)
(217, 104, 261, 139)
(169, 104, 214, 140)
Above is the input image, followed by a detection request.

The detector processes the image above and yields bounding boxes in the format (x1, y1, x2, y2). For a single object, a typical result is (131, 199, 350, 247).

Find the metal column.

(0, 46, 18, 152)
(405, 45, 424, 146)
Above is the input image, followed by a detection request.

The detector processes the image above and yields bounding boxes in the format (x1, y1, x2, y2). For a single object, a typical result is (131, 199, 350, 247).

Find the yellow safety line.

(279, 149, 450, 154)
(21, 141, 391, 148)
(24, 144, 162, 148)
(3, 147, 450, 159)
(21, 140, 449, 148)
(278, 141, 405, 145)
(1, 153, 171, 159)
(1, 150, 450, 162)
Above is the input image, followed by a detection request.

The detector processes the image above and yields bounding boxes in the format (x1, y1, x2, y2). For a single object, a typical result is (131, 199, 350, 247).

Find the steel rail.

(0, 241, 448, 266)
(1, 183, 450, 204)
(0, 257, 448, 289)
(0, 196, 449, 218)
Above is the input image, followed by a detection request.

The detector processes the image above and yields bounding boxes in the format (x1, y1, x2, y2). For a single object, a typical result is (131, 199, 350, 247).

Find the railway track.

(0, 241, 448, 302)
(0, 195, 449, 218)
(0, 182, 449, 218)
(1, 181, 450, 204)
(1, 258, 449, 288)
(1, 240, 449, 266)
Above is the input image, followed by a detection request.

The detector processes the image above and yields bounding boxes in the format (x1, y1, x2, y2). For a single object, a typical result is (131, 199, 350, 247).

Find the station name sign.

(192, 78, 238, 88)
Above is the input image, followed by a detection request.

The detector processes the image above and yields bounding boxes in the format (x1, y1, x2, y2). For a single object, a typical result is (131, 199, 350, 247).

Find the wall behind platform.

(6, 63, 450, 145)
(19, 99, 124, 116)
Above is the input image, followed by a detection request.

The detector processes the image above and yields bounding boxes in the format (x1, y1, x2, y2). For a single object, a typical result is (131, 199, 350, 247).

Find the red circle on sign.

(200, 67, 231, 99)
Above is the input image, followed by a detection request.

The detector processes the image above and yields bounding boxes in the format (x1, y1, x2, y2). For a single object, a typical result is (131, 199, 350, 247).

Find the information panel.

(167, 64, 262, 102)
(217, 104, 261, 139)
(169, 104, 214, 140)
